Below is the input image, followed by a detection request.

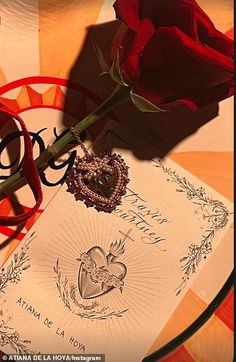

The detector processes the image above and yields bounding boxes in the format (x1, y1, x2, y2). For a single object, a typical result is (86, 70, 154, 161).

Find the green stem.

(0, 84, 130, 194)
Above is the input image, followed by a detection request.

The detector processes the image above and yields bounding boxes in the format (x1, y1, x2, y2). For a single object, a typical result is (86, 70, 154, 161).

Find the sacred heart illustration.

(78, 240, 127, 299)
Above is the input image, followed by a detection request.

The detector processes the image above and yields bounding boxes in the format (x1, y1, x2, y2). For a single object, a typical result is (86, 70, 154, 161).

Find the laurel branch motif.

(0, 232, 37, 294)
(0, 301, 35, 354)
(153, 160, 231, 295)
(53, 259, 128, 320)
(0, 233, 37, 353)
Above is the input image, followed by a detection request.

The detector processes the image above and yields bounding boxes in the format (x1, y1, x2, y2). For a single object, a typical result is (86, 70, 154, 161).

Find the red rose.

(112, 0, 234, 110)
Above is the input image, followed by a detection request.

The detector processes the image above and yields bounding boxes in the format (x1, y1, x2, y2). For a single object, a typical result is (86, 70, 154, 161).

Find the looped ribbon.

(0, 102, 42, 226)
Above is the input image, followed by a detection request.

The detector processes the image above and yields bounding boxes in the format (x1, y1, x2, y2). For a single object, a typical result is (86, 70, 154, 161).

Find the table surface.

(0, 1, 233, 361)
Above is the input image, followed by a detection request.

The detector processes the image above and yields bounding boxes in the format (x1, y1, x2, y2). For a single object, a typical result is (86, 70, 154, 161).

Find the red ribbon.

(0, 103, 42, 226)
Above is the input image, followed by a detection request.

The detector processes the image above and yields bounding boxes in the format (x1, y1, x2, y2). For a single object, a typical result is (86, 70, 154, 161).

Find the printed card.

(0, 122, 233, 361)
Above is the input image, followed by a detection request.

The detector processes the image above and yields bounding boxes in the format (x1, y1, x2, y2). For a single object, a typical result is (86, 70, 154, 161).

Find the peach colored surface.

(39, 0, 104, 78)
(185, 316, 234, 361)
(147, 290, 208, 354)
(0, 1, 234, 361)
(169, 152, 233, 201)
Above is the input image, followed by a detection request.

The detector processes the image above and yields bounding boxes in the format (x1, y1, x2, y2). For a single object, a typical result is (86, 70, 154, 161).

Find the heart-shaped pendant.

(66, 151, 129, 212)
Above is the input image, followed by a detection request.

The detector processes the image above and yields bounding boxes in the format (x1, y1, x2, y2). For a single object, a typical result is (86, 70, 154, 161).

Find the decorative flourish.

(0, 303, 35, 354)
(54, 259, 128, 320)
(175, 229, 214, 295)
(70, 285, 99, 310)
(0, 232, 36, 294)
(153, 160, 231, 295)
(201, 199, 230, 229)
(154, 160, 209, 204)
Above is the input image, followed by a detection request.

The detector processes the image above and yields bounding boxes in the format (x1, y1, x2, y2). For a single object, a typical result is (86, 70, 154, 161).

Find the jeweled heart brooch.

(66, 127, 129, 212)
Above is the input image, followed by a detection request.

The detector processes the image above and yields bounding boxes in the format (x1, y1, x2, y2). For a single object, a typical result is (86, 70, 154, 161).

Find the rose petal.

(194, 5, 234, 56)
(178, 81, 233, 110)
(139, 0, 199, 40)
(119, 20, 155, 84)
(113, 0, 139, 32)
(134, 27, 233, 106)
(113, 0, 234, 58)
(112, 0, 234, 110)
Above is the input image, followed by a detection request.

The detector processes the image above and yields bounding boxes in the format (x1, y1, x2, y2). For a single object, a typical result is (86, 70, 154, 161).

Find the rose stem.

(0, 84, 130, 194)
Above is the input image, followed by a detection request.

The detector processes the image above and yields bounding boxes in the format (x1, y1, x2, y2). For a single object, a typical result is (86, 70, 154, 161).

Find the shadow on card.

(62, 20, 219, 159)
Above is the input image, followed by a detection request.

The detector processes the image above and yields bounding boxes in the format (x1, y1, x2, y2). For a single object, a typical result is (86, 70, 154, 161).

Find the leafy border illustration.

(54, 259, 128, 320)
(0, 309, 35, 354)
(0, 232, 37, 354)
(153, 160, 231, 295)
(0, 232, 36, 294)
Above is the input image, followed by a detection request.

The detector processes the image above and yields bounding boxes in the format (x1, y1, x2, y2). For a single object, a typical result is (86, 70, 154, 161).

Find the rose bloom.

(80, 252, 90, 262)
(104, 274, 116, 287)
(93, 269, 108, 282)
(112, 0, 234, 110)
(113, 278, 124, 288)
(84, 259, 96, 272)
